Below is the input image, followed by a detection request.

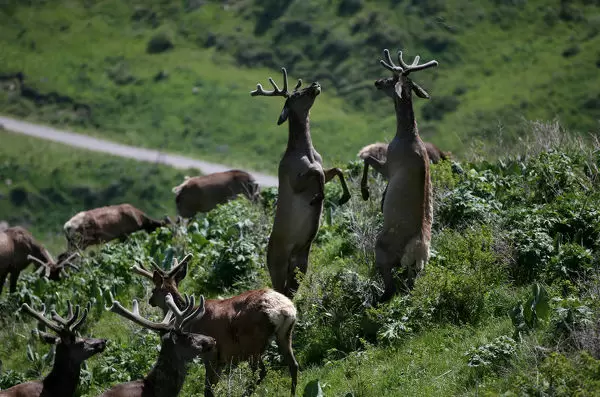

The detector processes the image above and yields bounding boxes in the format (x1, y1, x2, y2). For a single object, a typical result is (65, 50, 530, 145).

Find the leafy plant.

(510, 283, 551, 341)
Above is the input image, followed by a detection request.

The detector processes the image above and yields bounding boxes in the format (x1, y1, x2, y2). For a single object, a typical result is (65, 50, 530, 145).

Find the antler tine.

(164, 293, 184, 322)
(51, 300, 74, 325)
(108, 298, 174, 333)
(397, 50, 410, 69)
(280, 67, 288, 94)
(404, 59, 439, 73)
(181, 295, 205, 330)
(28, 254, 49, 268)
(131, 261, 154, 279)
(167, 253, 192, 278)
(294, 78, 303, 91)
(69, 302, 91, 333)
(380, 49, 404, 74)
(411, 55, 421, 66)
(21, 303, 63, 334)
(58, 253, 80, 270)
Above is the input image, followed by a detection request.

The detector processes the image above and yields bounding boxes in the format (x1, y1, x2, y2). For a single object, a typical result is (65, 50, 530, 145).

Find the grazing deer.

(0, 301, 106, 397)
(363, 49, 438, 302)
(99, 293, 216, 397)
(132, 254, 298, 396)
(251, 68, 351, 297)
(172, 170, 260, 218)
(0, 226, 79, 294)
(62, 204, 171, 252)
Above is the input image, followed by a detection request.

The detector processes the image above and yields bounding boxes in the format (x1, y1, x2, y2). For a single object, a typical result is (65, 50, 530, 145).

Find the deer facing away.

(0, 301, 106, 397)
(62, 203, 170, 252)
(172, 169, 260, 219)
(0, 226, 78, 295)
(132, 254, 299, 396)
(251, 68, 351, 298)
(99, 293, 216, 397)
(363, 49, 438, 302)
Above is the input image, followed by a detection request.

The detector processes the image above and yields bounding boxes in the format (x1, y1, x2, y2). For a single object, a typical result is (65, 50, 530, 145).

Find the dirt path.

(0, 116, 278, 187)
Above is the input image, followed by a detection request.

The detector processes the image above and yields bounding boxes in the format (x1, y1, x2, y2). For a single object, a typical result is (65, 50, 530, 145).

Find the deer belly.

(382, 174, 425, 232)
(273, 197, 322, 247)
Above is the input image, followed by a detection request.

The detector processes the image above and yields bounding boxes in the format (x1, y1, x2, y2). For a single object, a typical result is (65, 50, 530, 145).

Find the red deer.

(0, 226, 78, 295)
(362, 49, 438, 302)
(0, 301, 106, 397)
(62, 203, 171, 252)
(172, 170, 260, 218)
(99, 293, 216, 397)
(132, 254, 298, 396)
(251, 67, 351, 297)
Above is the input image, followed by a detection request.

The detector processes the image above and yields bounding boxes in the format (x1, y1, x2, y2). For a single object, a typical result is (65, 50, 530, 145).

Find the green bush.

(548, 243, 594, 283)
(146, 32, 174, 54)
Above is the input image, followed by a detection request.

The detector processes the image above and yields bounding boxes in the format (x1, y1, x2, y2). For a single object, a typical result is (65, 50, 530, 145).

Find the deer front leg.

(324, 167, 351, 205)
(361, 156, 387, 201)
(291, 165, 325, 206)
(9, 270, 20, 293)
(204, 361, 223, 397)
(0, 269, 8, 294)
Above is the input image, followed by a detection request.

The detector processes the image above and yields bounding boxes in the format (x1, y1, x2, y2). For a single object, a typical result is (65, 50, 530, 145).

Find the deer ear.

(174, 262, 188, 285)
(394, 81, 403, 99)
(277, 104, 289, 125)
(412, 82, 430, 99)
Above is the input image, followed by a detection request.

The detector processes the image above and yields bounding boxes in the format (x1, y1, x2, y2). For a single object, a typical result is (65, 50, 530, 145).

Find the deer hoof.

(361, 188, 370, 201)
(338, 194, 351, 206)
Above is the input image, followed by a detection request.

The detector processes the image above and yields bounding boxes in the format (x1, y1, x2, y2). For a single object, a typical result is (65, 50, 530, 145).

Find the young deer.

(251, 68, 351, 297)
(99, 293, 216, 397)
(132, 254, 298, 396)
(0, 301, 106, 397)
(0, 226, 79, 295)
(363, 49, 438, 302)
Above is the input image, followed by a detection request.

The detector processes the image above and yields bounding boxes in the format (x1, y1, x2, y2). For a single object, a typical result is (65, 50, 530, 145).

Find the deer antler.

(107, 293, 175, 333)
(57, 252, 80, 271)
(251, 67, 302, 97)
(165, 293, 205, 331)
(167, 253, 192, 278)
(21, 301, 91, 336)
(131, 261, 155, 279)
(380, 49, 438, 76)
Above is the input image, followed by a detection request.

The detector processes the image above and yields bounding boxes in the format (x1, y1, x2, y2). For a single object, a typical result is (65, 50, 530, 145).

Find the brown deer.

(172, 170, 260, 218)
(132, 253, 298, 396)
(0, 226, 79, 294)
(62, 204, 171, 252)
(0, 301, 106, 397)
(99, 293, 216, 397)
(362, 49, 438, 302)
(251, 68, 351, 297)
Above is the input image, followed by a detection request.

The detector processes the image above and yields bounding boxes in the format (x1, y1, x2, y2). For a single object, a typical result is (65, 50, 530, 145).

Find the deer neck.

(42, 345, 81, 396)
(287, 111, 314, 154)
(393, 94, 418, 139)
(145, 344, 189, 397)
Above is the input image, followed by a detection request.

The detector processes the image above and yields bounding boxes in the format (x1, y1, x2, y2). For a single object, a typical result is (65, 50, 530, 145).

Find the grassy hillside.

(1, 123, 599, 396)
(1, 0, 598, 172)
(0, 130, 197, 251)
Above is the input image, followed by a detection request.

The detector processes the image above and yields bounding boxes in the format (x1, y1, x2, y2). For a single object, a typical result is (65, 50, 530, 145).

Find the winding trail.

(0, 116, 278, 187)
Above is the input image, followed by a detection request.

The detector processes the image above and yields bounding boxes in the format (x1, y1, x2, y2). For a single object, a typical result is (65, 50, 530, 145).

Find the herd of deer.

(0, 48, 451, 397)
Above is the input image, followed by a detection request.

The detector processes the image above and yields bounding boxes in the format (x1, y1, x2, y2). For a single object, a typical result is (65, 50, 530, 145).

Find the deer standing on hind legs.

(251, 68, 351, 298)
(362, 49, 438, 303)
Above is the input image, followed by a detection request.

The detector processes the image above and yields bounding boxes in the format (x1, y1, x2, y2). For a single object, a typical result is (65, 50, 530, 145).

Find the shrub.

(465, 335, 517, 373)
(146, 33, 173, 54)
(548, 243, 594, 283)
(421, 96, 460, 121)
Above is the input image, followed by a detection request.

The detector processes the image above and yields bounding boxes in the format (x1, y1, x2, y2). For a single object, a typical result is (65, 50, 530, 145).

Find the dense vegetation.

(1, 121, 599, 396)
(0, 130, 197, 251)
(1, 0, 599, 171)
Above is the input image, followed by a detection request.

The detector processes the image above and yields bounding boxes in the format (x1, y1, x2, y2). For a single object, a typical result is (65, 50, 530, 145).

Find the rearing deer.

(0, 301, 106, 397)
(251, 68, 351, 297)
(363, 49, 438, 302)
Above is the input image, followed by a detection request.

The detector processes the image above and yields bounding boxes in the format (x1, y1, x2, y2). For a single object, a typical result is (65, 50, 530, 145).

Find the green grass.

(1, 0, 598, 172)
(0, 129, 196, 252)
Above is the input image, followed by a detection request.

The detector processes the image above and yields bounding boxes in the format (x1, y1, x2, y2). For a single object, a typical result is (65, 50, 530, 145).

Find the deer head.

(374, 49, 438, 100)
(131, 253, 191, 312)
(29, 252, 80, 281)
(251, 67, 321, 125)
(107, 292, 216, 361)
(20, 300, 106, 363)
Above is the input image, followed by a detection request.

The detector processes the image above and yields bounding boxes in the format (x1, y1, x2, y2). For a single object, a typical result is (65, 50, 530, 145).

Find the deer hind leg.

(0, 269, 8, 294)
(400, 236, 430, 292)
(375, 238, 399, 303)
(267, 242, 291, 296)
(204, 361, 223, 397)
(323, 167, 351, 205)
(9, 270, 20, 293)
(286, 244, 311, 297)
(275, 316, 299, 396)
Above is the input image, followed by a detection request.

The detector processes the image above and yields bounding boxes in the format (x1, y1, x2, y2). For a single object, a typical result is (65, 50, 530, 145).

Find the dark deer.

(132, 254, 298, 396)
(99, 293, 216, 397)
(0, 226, 79, 295)
(251, 68, 351, 297)
(363, 49, 438, 302)
(0, 301, 106, 397)
(172, 170, 260, 219)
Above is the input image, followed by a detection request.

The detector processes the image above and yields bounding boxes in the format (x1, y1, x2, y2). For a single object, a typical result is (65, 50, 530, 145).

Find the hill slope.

(1, 0, 598, 171)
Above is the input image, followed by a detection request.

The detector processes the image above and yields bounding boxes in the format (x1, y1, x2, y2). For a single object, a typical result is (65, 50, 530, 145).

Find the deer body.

(252, 68, 350, 297)
(63, 204, 168, 251)
(0, 302, 106, 397)
(0, 227, 66, 294)
(365, 50, 438, 302)
(172, 170, 260, 218)
(133, 255, 299, 396)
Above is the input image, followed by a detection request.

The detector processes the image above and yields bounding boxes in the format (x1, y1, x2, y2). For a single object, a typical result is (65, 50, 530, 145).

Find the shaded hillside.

(0, 0, 599, 170)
